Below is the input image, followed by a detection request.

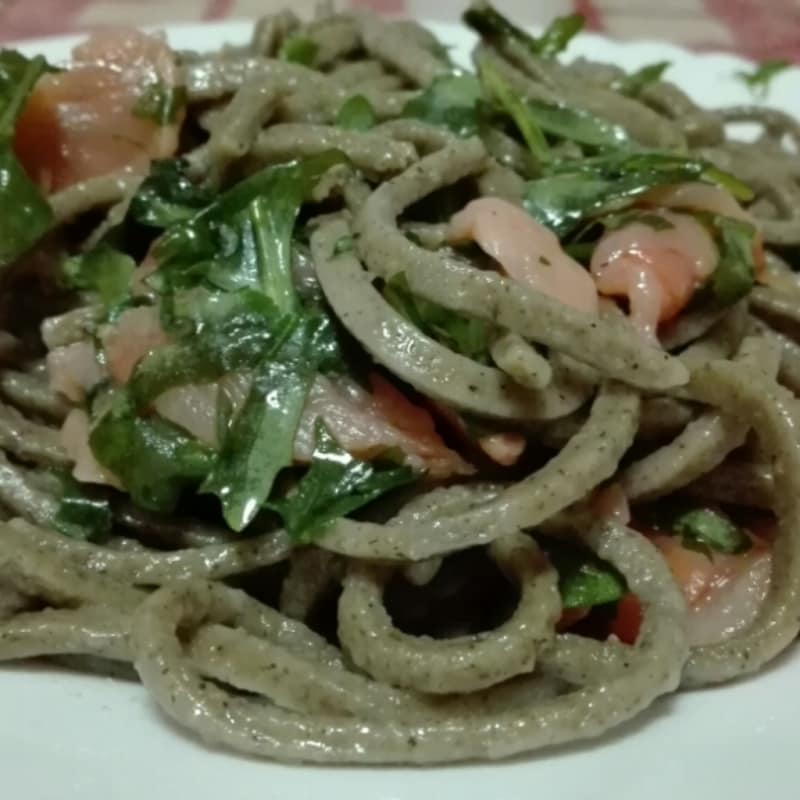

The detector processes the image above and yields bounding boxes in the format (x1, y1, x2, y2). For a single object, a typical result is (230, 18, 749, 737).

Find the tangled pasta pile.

(0, 0, 799, 765)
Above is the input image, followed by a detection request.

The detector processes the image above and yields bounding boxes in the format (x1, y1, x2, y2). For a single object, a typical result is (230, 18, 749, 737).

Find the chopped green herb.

(131, 293, 341, 406)
(523, 151, 753, 237)
(640, 502, 753, 558)
(202, 360, 314, 531)
(735, 59, 791, 98)
(90, 391, 215, 512)
(129, 159, 214, 229)
(401, 72, 484, 137)
(268, 420, 415, 542)
(479, 61, 549, 162)
(541, 538, 626, 609)
(335, 95, 377, 131)
(522, 98, 629, 149)
(673, 508, 752, 557)
(0, 50, 54, 268)
(53, 473, 112, 543)
(464, 2, 583, 59)
(63, 244, 135, 312)
(532, 13, 584, 59)
(383, 272, 492, 363)
(133, 82, 187, 126)
(706, 215, 758, 307)
(0, 149, 54, 269)
(613, 61, 671, 97)
(154, 150, 348, 308)
(278, 35, 318, 66)
(0, 50, 52, 137)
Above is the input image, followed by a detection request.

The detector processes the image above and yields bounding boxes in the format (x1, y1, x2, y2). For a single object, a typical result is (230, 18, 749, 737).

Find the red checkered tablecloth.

(1, 0, 799, 61)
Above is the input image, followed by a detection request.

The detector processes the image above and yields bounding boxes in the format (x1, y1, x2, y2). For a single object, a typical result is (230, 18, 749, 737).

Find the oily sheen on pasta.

(0, 0, 799, 766)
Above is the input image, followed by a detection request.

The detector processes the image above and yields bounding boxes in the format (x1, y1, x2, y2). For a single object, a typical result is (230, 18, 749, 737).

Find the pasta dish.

(0, 0, 799, 765)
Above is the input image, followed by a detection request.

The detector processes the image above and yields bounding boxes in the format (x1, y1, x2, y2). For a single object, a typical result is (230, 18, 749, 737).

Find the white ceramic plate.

(3, 20, 800, 800)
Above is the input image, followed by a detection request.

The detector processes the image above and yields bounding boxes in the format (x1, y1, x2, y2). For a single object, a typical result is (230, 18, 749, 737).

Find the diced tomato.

(610, 593, 643, 644)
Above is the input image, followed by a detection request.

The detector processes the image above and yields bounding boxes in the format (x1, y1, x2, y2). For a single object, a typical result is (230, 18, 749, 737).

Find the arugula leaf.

(133, 83, 187, 126)
(155, 151, 347, 309)
(202, 359, 314, 531)
(464, 2, 583, 59)
(639, 502, 752, 558)
(706, 215, 758, 307)
(53, 473, 112, 543)
(63, 244, 135, 311)
(268, 420, 415, 542)
(401, 72, 484, 137)
(0, 50, 55, 137)
(479, 61, 549, 162)
(541, 538, 626, 609)
(383, 272, 492, 363)
(90, 391, 215, 512)
(523, 152, 753, 238)
(532, 13, 584, 59)
(735, 59, 790, 98)
(336, 95, 377, 131)
(522, 98, 629, 149)
(278, 36, 318, 66)
(673, 508, 751, 556)
(612, 61, 671, 97)
(129, 159, 214, 229)
(0, 149, 54, 268)
(131, 291, 341, 406)
(0, 50, 54, 268)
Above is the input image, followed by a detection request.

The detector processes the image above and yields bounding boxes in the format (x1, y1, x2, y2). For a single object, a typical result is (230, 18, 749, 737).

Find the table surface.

(1, 0, 798, 62)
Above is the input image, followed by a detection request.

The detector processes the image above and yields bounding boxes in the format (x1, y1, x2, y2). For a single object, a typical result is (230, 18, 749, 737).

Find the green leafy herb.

(735, 59, 791, 98)
(706, 215, 758, 307)
(131, 292, 341, 406)
(401, 72, 484, 137)
(523, 151, 753, 238)
(479, 61, 549, 162)
(0, 149, 54, 268)
(335, 95, 377, 131)
(268, 420, 415, 542)
(464, 3, 583, 59)
(155, 151, 347, 309)
(63, 244, 135, 311)
(53, 473, 112, 542)
(90, 391, 215, 512)
(542, 539, 626, 609)
(0, 50, 54, 268)
(129, 159, 215, 229)
(383, 272, 491, 363)
(640, 502, 752, 558)
(532, 13, 584, 59)
(133, 82, 187, 126)
(278, 35, 318, 66)
(202, 359, 314, 531)
(673, 508, 752, 557)
(0, 51, 49, 134)
(613, 61, 671, 97)
(522, 98, 629, 149)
